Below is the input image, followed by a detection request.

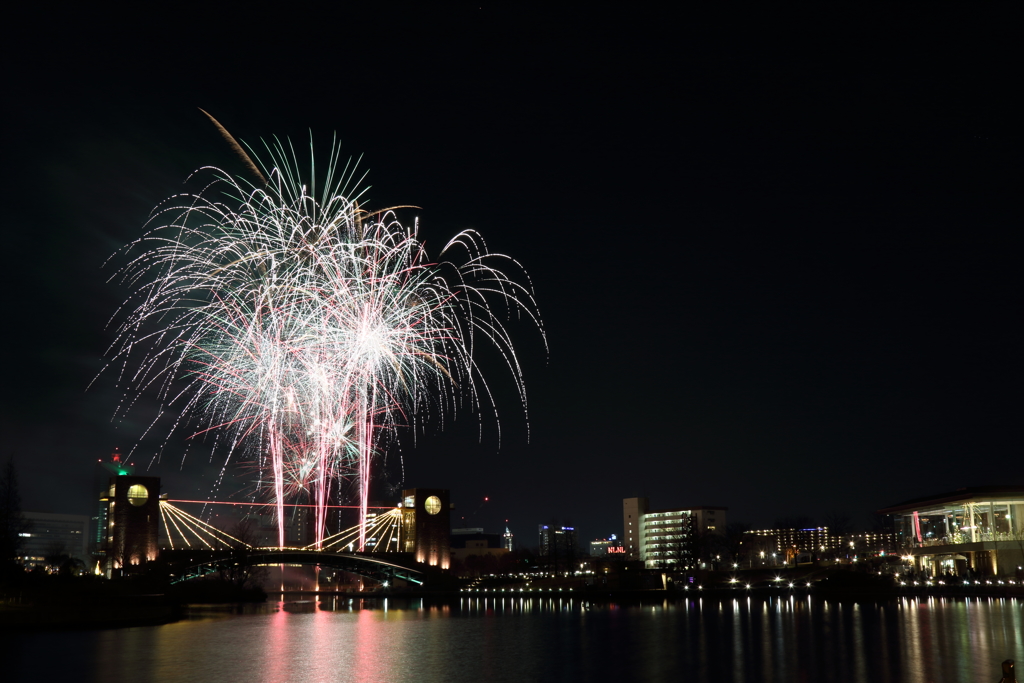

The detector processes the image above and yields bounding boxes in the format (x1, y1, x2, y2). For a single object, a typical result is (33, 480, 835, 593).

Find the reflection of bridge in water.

(170, 548, 427, 586)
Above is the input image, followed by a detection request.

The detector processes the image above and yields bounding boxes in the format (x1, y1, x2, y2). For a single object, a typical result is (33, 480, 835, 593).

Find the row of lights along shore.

(460, 582, 816, 594)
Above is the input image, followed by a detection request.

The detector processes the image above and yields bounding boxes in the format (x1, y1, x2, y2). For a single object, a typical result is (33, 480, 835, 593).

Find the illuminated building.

(93, 448, 131, 558)
(503, 526, 514, 551)
(92, 499, 107, 557)
(623, 498, 728, 568)
(748, 527, 834, 559)
(538, 524, 578, 572)
(879, 485, 1024, 577)
(538, 524, 577, 556)
(641, 509, 695, 568)
(622, 497, 647, 558)
(837, 531, 896, 556)
(18, 512, 89, 567)
(400, 488, 450, 569)
(589, 535, 625, 557)
(100, 475, 160, 576)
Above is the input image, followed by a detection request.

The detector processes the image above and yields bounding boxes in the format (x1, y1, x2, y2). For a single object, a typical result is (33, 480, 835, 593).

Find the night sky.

(2, 7, 1019, 545)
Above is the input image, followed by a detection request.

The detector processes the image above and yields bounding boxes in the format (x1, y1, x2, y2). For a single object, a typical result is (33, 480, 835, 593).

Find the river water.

(7, 594, 1021, 682)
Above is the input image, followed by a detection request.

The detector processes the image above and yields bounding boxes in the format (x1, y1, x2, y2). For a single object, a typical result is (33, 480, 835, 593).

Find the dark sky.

(2, 6, 1020, 545)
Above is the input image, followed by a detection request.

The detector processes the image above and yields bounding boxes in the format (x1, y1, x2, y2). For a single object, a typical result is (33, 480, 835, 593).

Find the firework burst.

(103, 135, 543, 548)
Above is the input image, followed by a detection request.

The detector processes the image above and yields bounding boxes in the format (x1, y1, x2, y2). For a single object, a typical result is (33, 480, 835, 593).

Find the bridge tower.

(99, 475, 160, 576)
(400, 488, 450, 569)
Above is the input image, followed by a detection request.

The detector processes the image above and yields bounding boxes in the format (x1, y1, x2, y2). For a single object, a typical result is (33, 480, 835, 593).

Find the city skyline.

(2, 6, 1019, 545)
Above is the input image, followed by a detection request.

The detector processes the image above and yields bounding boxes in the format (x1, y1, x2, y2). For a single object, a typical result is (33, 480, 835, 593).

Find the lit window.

(127, 484, 149, 506)
(424, 496, 442, 515)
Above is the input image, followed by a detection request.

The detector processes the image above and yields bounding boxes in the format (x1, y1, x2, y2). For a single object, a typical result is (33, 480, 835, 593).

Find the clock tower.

(400, 488, 450, 569)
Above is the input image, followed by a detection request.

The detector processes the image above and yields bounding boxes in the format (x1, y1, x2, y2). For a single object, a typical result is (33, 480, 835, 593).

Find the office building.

(18, 512, 90, 567)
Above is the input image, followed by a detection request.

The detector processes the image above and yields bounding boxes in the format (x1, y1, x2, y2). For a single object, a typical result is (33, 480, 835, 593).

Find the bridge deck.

(170, 548, 427, 586)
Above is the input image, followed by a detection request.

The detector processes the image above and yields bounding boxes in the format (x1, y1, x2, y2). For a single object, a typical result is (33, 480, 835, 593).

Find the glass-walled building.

(879, 485, 1024, 577)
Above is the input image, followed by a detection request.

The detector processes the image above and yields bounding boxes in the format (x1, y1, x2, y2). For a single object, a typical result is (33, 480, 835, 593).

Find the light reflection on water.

(5, 595, 1021, 682)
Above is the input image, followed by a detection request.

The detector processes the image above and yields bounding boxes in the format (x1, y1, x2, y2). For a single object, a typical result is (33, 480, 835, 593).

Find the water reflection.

(5, 595, 1021, 682)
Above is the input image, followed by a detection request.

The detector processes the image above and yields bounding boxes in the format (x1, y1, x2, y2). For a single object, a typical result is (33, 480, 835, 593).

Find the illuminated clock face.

(424, 495, 442, 515)
(127, 484, 149, 506)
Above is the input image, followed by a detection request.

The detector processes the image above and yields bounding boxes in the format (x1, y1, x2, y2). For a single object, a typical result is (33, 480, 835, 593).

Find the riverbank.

(4, 571, 1021, 631)
(272, 577, 1024, 602)
(0, 595, 182, 630)
(0, 574, 265, 631)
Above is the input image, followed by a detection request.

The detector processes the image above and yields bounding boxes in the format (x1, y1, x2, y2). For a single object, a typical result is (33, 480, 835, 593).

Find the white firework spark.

(103, 135, 544, 548)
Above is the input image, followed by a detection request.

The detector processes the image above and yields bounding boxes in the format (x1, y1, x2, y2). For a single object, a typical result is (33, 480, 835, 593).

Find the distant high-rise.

(538, 524, 577, 573)
(622, 497, 648, 558)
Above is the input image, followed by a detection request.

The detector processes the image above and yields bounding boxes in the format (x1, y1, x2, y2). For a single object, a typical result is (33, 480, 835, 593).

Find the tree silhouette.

(0, 458, 29, 569)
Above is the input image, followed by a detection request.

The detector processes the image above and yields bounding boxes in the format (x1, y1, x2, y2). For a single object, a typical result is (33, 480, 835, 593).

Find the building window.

(424, 496, 442, 515)
(127, 484, 149, 507)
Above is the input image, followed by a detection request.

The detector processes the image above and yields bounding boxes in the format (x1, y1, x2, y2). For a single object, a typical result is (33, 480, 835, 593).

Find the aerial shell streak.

(104, 137, 544, 548)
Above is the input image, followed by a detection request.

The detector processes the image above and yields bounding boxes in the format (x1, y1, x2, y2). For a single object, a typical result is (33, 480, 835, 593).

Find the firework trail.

(198, 108, 267, 187)
(104, 135, 544, 549)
